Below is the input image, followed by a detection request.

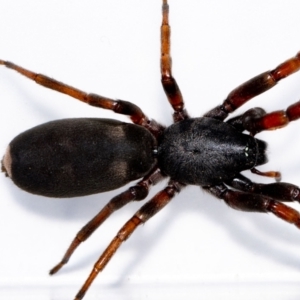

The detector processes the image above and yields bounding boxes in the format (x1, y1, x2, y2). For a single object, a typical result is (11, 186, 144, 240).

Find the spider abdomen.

(157, 117, 267, 186)
(2, 118, 156, 198)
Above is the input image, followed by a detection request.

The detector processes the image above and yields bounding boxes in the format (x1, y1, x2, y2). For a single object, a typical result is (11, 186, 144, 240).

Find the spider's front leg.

(227, 173, 300, 203)
(0, 59, 163, 137)
(205, 52, 300, 121)
(206, 183, 300, 229)
(226, 101, 300, 136)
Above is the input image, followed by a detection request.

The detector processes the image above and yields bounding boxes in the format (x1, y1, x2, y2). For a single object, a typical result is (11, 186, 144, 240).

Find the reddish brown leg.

(74, 180, 183, 300)
(206, 183, 300, 228)
(226, 99, 300, 136)
(242, 101, 300, 135)
(205, 52, 300, 120)
(0, 59, 164, 137)
(161, 0, 188, 122)
(227, 174, 300, 203)
(49, 167, 164, 275)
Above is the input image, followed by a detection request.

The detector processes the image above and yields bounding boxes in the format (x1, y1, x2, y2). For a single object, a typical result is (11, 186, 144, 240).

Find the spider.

(1, 0, 300, 299)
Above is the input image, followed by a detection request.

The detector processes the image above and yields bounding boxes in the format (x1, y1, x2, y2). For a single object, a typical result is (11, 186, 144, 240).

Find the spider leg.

(205, 183, 300, 228)
(0, 59, 163, 137)
(227, 173, 300, 203)
(226, 108, 266, 132)
(49, 167, 164, 275)
(161, 0, 188, 122)
(205, 52, 300, 120)
(73, 179, 183, 300)
(226, 100, 300, 136)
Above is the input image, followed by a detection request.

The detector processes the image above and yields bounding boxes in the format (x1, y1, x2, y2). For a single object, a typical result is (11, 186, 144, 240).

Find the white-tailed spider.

(1, 1, 300, 299)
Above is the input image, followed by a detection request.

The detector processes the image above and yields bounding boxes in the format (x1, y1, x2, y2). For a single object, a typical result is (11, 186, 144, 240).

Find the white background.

(1, 1, 300, 299)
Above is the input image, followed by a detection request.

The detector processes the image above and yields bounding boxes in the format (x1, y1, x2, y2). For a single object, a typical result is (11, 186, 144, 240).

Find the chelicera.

(1, 0, 300, 299)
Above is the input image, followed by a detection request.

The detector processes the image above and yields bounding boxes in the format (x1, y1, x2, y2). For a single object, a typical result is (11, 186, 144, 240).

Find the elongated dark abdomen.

(2, 118, 156, 197)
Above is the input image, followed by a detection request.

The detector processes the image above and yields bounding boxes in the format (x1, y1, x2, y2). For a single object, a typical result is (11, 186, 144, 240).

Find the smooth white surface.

(1, 1, 300, 299)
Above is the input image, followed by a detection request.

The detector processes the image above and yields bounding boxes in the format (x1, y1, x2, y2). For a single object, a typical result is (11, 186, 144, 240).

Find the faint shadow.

(6, 175, 300, 284)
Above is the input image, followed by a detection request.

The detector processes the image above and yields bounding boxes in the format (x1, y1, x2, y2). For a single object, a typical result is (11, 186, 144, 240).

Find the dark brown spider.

(1, 1, 300, 299)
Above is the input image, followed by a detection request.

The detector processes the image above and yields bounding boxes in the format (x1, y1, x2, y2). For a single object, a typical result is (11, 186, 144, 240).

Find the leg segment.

(227, 173, 300, 203)
(226, 107, 266, 132)
(206, 183, 300, 228)
(0, 60, 164, 137)
(161, 1, 188, 122)
(49, 167, 164, 275)
(74, 180, 183, 300)
(243, 101, 300, 135)
(205, 52, 300, 120)
(227, 101, 300, 135)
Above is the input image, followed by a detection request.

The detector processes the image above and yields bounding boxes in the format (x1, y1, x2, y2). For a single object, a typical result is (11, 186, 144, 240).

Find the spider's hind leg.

(49, 167, 164, 275)
(74, 179, 184, 300)
(0, 60, 164, 137)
